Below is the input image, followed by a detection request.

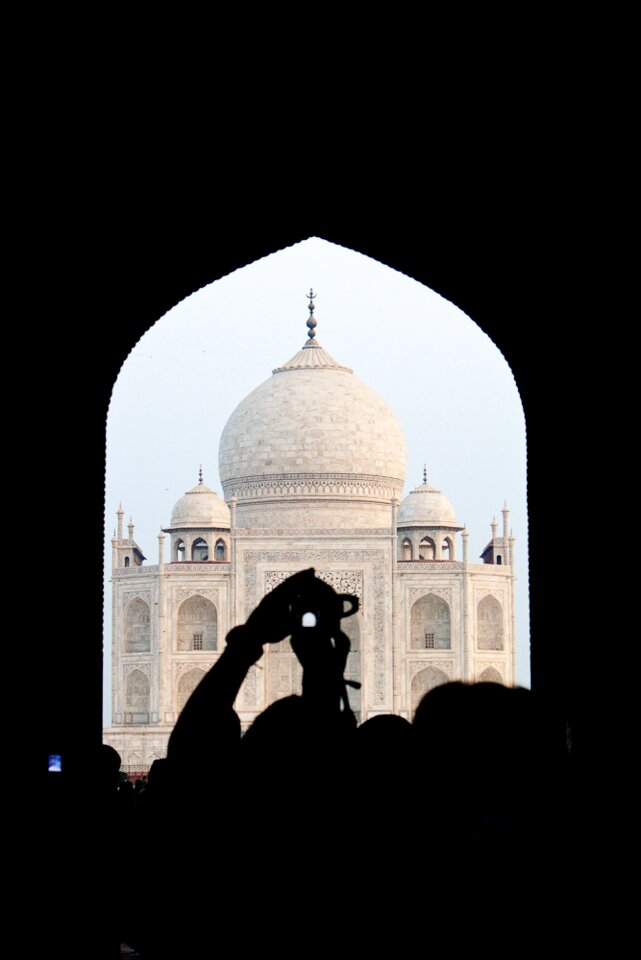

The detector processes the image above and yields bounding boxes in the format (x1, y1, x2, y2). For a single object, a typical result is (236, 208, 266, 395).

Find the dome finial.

(304, 287, 319, 348)
(423, 464, 428, 485)
(198, 465, 203, 485)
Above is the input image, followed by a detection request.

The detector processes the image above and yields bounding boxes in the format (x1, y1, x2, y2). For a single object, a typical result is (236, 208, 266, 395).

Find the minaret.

(158, 528, 166, 569)
(111, 528, 118, 572)
(480, 514, 506, 565)
(502, 503, 510, 540)
(112, 505, 146, 569)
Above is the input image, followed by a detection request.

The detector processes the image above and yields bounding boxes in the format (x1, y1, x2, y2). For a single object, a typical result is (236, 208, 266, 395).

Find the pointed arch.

(103, 236, 529, 736)
(411, 665, 449, 717)
(191, 537, 209, 561)
(477, 595, 504, 650)
(124, 669, 149, 724)
(215, 538, 227, 561)
(177, 667, 207, 713)
(177, 595, 217, 651)
(478, 666, 503, 684)
(401, 538, 412, 561)
(418, 537, 435, 560)
(125, 597, 151, 652)
(410, 594, 451, 649)
(176, 539, 186, 562)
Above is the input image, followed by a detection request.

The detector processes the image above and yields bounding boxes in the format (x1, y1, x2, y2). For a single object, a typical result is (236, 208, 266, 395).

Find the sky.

(104, 236, 529, 726)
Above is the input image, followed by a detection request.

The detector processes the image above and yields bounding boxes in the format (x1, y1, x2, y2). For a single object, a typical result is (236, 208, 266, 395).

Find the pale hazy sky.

(104, 237, 529, 725)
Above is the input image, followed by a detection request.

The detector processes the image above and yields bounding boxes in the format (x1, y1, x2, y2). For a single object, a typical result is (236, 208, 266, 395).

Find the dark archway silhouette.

(27, 146, 603, 960)
(39, 213, 581, 791)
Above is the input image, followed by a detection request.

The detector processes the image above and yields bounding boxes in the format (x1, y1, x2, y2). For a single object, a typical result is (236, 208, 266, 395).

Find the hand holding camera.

(243, 569, 359, 713)
(244, 568, 319, 646)
(245, 568, 357, 640)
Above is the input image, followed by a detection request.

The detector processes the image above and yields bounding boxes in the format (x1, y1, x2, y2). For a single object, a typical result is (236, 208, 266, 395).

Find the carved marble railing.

(113, 565, 160, 576)
(114, 563, 231, 576)
(466, 563, 513, 574)
(397, 561, 512, 573)
(234, 528, 394, 537)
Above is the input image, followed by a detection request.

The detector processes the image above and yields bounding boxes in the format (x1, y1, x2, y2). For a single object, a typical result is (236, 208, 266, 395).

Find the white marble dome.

(398, 479, 459, 527)
(168, 480, 230, 529)
(218, 339, 408, 507)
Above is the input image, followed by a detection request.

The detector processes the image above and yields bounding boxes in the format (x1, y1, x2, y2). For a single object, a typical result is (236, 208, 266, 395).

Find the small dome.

(168, 481, 230, 529)
(398, 480, 459, 527)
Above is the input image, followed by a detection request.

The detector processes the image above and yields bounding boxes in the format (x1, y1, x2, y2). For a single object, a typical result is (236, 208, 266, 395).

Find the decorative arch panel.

(177, 595, 217, 651)
(410, 593, 451, 649)
(124, 669, 150, 724)
(177, 667, 207, 714)
(477, 595, 504, 650)
(125, 598, 151, 653)
(410, 665, 449, 717)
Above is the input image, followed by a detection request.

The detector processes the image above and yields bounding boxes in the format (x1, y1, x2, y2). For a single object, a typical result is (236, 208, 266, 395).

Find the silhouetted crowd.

(48, 570, 580, 958)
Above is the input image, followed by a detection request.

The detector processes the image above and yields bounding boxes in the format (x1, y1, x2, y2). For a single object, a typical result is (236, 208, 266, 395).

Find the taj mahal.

(103, 292, 516, 772)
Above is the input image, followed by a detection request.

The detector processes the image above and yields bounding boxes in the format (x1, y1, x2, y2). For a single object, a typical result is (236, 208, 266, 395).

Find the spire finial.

(304, 288, 319, 347)
(198, 464, 203, 485)
(423, 464, 428, 484)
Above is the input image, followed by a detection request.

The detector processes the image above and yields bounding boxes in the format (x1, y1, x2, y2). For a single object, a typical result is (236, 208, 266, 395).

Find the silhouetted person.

(352, 713, 413, 801)
(66, 744, 127, 958)
(410, 679, 572, 923)
(132, 569, 360, 957)
(129, 577, 574, 956)
(239, 571, 358, 790)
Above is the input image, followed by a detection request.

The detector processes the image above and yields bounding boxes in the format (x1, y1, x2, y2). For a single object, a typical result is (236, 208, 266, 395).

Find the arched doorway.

(411, 665, 449, 718)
